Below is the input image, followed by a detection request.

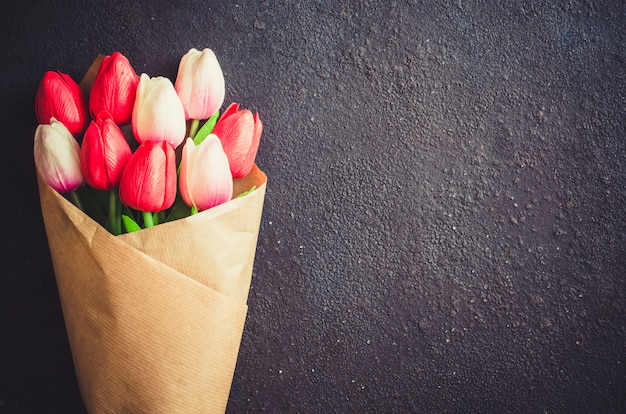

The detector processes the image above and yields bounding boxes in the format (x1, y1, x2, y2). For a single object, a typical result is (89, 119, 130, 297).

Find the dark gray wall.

(2, 1, 625, 412)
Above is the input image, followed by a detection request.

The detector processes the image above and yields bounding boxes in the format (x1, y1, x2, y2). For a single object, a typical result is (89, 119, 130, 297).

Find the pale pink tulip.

(132, 73, 186, 148)
(174, 48, 225, 120)
(33, 118, 83, 193)
(179, 135, 233, 211)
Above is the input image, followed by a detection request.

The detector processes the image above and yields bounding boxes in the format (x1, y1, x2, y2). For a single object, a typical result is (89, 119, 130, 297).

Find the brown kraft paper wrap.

(36, 56, 267, 413)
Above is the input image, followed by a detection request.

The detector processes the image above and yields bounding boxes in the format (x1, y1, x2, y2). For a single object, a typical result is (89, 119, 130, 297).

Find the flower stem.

(109, 189, 121, 235)
(68, 190, 84, 211)
(189, 119, 200, 139)
(143, 211, 154, 228)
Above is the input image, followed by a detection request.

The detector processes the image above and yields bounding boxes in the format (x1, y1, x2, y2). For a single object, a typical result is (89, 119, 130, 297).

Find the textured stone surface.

(1, 1, 625, 412)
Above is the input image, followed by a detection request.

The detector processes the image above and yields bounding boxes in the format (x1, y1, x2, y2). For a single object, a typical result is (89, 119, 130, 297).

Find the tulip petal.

(220, 102, 239, 119)
(80, 120, 107, 188)
(133, 75, 186, 148)
(34, 71, 88, 136)
(161, 141, 178, 211)
(179, 135, 232, 212)
(90, 52, 139, 125)
(80, 112, 132, 190)
(34, 119, 83, 193)
(175, 48, 225, 120)
(120, 140, 177, 212)
(213, 108, 258, 177)
(235, 112, 262, 178)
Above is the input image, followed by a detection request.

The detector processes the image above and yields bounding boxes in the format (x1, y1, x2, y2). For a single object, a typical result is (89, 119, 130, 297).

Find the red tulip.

(132, 73, 186, 149)
(119, 140, 177, 212)
(34, 71, 88, 136)
(33, 118, 83, 193)
(80, 111, 133, 190)
(179, 135, 233, 212)
(211, 103, 262, 178)
(89, 52, 139, 125)
(174, 48, 225, 120)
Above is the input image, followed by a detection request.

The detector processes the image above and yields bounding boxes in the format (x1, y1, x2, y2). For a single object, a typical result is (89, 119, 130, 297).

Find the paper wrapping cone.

(38, 164, 266, 413)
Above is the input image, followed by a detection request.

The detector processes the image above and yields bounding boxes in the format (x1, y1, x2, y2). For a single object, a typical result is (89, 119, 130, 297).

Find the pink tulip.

(132, 74, 186, 148)
(174, 48, 225, 120)
(89, 52, 139, 125)
(179, 135, 233, 212)
(33, 118, 83, 193)
(34, 71, 88, 136)
(212, 102, 262, 178)
(119, 140, 177, 212)
(80, 111, 133, 190)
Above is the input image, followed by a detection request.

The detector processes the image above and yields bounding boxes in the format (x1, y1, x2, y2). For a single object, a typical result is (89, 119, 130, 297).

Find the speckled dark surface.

(2, 1, 625, 413)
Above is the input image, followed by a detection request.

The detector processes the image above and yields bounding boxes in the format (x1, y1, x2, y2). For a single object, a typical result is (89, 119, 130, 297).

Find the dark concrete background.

(1, 1, 625, 413)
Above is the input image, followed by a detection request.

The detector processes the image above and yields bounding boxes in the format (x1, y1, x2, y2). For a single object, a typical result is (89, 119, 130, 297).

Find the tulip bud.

(34, 118, 83, 193)
(132, 73, 186, 149)
(212, 102, 262, 178)
(174, 48, 225, 120)
(179, 135, 233, 212)
(119, 140, 177, 212)
(89, 52, 139, 125)
(80, 111, 133, 190)
(34, 71, 88, 136)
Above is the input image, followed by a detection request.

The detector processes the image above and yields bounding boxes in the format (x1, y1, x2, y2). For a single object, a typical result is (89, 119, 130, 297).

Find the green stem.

(109, 189, 121, 236)
(116, 196, 122, 234)
(191, 205, 198, 215)
(189, 119, 200, 139)
(69, 190, 84, 211)
(143, 211, 154, 228)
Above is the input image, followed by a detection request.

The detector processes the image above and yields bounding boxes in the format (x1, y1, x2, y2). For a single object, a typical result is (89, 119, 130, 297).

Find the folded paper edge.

(37, 165, 267, 305)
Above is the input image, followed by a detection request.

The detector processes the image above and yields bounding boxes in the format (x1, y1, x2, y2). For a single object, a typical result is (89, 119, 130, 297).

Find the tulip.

(119, 140, 177, 214)
(179, 135, 233, 212)
(174, 48, 225, 121)
(211, 102, 262, 178)
(33, 118, 83, 193)
(89, 52, 139, 125)
(80, 111, 132, 190)
(132, 73, 186, 148)
(34, 71, 88, 136)
(80, 111, 133, 235)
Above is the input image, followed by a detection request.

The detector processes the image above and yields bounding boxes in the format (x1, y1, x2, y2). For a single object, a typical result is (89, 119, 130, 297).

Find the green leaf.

(122, 214, 142, 233)
(165, 195, 192, 222)
(193, 111, 220, 145)
(237, 186, 256, 198)
(156, 211, 166, 225)
(74, 185, 108, 226)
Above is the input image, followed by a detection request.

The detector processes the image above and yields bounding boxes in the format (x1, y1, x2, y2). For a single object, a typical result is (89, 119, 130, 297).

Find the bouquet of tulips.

(33, 49, 267, 413)
(34, 49, 262, 234)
